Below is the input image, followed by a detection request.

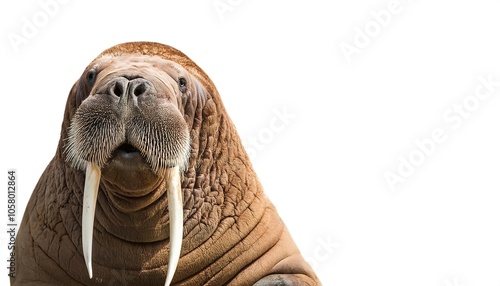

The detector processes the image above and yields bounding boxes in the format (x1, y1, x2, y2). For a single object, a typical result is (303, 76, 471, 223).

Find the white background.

(2, 1, 500, 285)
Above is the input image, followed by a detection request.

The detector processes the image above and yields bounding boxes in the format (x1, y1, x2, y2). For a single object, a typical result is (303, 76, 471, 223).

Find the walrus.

(11, 42, 321, 285)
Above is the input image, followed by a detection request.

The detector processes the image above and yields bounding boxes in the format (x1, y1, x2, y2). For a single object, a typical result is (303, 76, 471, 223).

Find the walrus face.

(66, 55, 191, 178)
(64, 55, 192, 284)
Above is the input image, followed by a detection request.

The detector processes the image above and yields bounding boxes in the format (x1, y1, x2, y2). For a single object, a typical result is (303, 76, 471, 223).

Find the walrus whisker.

(82, 162, 101, 279)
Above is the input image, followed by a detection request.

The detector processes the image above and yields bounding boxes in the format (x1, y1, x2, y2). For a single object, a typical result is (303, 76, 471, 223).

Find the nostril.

(133, 82, 147, 97)
(114, 84, 124, 97)
(110, 81, 126, 97)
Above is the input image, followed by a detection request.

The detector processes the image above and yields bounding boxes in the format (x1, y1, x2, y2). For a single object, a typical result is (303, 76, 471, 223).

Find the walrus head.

(63, 43, 205, 285)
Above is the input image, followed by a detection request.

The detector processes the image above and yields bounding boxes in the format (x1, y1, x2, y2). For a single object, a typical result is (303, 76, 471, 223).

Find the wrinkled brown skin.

(11, 42, 321, 285)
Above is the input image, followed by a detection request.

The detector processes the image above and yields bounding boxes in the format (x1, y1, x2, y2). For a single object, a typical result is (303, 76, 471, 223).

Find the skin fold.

(11, 42, 321, 286)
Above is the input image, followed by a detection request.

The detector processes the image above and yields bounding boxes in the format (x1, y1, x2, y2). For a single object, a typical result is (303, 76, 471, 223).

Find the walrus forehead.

(92, 55, 185, 82)
(87, 55, 187, 96)
(95, 54, 182, 70)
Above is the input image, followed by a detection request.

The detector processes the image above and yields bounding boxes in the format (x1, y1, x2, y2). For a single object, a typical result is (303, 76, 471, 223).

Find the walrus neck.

(95, 178, 173, 243)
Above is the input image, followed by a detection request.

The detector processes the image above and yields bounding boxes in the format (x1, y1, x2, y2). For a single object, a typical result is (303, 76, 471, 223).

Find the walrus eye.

(178, 77, 187, 93)
(86, 69, 97, 87)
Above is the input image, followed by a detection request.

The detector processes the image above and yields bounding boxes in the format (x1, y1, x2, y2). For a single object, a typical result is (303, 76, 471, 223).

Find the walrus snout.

(65, 67, 191, 174)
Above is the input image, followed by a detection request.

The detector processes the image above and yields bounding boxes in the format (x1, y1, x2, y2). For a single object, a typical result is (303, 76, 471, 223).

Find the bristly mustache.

(64, 97, 191, 173)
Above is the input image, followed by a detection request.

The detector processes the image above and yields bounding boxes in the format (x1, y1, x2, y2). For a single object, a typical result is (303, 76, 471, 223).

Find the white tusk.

(82, 162, 101, 279)
(164, 166, 184, 286)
